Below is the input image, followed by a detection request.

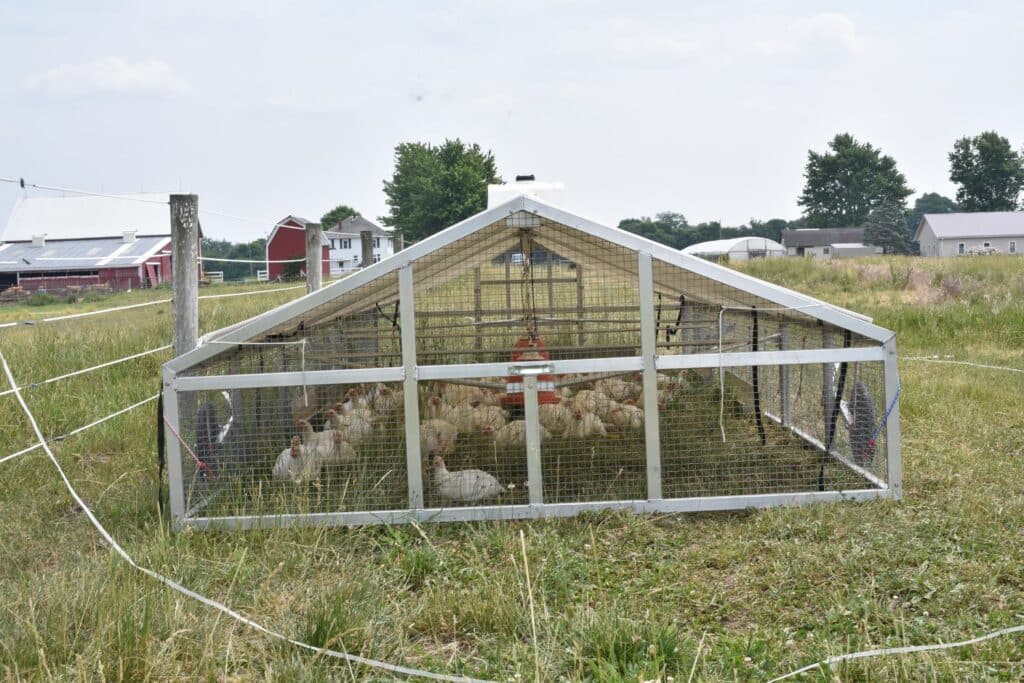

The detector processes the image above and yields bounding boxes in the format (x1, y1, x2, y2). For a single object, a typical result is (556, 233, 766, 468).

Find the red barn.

(265, 216, 329, 281)
(0, 193, 199, 293)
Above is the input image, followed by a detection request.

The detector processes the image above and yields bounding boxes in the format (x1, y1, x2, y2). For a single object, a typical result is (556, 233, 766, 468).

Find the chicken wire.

(166, 211, 898, 529)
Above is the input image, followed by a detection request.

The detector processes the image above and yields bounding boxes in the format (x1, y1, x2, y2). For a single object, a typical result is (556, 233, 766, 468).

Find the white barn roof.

(2, 193, 172, 243)
(916, 211, 1024, 240)
(681, 236, 786, 257)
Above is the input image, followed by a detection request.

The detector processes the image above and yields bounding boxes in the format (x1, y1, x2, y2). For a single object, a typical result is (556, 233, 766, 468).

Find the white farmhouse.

(915, 212, 1024, 257)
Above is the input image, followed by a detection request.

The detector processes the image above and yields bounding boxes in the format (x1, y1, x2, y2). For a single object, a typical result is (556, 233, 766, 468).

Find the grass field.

(1, 257, 1022, 681)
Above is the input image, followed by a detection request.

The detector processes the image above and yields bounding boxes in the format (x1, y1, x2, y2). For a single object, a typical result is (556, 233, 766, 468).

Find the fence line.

(0, 354, 491, 683)
(768, 623, 1024, 682)
(903, 355, 1024, 374)
(0, 393, 159, 466)
(0, 345, 172, 398)
(0, 284, 305, 330)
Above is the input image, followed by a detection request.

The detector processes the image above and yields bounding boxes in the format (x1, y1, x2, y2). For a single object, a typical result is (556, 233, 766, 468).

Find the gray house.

(915, 212, 1024, 257)
(780, 227, 880, 258)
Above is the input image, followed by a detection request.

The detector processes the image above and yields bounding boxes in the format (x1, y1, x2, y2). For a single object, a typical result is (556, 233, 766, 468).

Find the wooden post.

(170, 194, 199, 356)
(305, 222, 323, 293)
(361, 230, 373, 269)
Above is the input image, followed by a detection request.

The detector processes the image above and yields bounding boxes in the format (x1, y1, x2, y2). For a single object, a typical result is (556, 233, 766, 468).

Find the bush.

(25, 292, 57, 306)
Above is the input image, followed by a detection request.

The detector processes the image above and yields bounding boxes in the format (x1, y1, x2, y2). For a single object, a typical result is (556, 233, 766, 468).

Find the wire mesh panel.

(417, 378, 524, 508)
(411, 214, 641, 365)
(540, 371, 647, 504)
(174, 381, 409, 520)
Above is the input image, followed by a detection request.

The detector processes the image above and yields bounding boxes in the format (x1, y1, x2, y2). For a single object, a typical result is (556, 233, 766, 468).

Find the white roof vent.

(31, 234, 46, 247)
(122, 230, 137, 243)
(488, 176, 566, 208)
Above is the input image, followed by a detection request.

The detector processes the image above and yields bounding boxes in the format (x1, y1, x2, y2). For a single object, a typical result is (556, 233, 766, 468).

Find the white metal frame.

(164, 194, 902, 531)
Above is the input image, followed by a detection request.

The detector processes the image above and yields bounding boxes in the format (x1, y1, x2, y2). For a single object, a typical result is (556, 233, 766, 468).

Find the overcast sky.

(2, 1, 1022, 241)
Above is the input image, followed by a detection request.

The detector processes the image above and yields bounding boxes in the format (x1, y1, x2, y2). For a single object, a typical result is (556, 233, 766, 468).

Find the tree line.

(206, 130, 1024, 279)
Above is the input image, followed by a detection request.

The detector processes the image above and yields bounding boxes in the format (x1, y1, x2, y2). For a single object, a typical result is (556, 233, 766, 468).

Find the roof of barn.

(0, 235, 170, 273)
(168, 195, 894, 373)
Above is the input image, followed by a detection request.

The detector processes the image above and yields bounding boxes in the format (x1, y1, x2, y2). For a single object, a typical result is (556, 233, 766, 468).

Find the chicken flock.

(272, 373, 686, 502)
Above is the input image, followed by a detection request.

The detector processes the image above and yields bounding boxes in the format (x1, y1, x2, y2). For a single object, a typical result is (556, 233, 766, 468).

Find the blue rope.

(869, 380, 901, 446)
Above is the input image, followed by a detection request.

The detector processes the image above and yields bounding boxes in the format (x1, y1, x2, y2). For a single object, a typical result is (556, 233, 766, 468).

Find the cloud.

(25, 57, 190, 95)
(606, 16, 703, 59)
(753, 13, 864, 57)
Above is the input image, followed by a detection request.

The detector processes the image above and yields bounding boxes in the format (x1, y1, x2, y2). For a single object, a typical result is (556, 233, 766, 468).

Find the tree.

(380, 139, 500, 242)
(948, 131, 1024, 211)
(201, 237, 267, 281)
(618, 212, 689, 247)
(906, 192, 957, 242)
(320, 204, 359, 229)
(864, 201, 913, 254)
(798, 133, 913, 228)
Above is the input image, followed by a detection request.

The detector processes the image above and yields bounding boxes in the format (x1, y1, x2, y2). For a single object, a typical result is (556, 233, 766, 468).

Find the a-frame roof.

(168, 195, 893, 374)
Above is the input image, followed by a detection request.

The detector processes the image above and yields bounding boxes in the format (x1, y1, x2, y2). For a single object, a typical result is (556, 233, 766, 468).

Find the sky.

(2, 1, 1023, 242)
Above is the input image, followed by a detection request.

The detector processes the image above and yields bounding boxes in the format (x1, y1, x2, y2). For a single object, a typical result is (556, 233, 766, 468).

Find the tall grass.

(1, 262, 1023, 681)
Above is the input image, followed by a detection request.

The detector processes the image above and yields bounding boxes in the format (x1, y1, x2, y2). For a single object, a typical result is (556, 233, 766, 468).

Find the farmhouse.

(0, 193, 190, 292)
(265, 215, 395, 280)
(780, 227, 881, 258)
(914, 211, 1024, 257)
(681, 236, 786, 262)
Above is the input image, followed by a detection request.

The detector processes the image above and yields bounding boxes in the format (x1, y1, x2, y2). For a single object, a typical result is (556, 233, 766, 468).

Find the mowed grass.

(1, 258, 1023, 681)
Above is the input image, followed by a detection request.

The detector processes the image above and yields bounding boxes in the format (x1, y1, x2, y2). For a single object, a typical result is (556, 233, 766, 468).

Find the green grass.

(2, 258, 1024, 681)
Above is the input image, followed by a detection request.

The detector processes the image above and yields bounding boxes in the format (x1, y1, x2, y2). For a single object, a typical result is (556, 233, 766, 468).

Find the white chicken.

(441, 403, 477, 435)
(595, 377, 632, 402)
(472, 405, 507, 433)
(608, 402, 644, 430)
(419, 419, 458, 457)
(424, 395, 449, 420)
(296, 419, 336, 461)
(371, 384, 402, 414)
(479, 390, 504, 407)
(336, 387, 369, 415)
(565, 408, 608, 439)
(430, 455, 504, 502)
(488, 419, 551, 447)
(326, 409, 374, 447)
(538, 401, 573, 435)
(272, 436, 322, 483)
(440, 382, 485, 407)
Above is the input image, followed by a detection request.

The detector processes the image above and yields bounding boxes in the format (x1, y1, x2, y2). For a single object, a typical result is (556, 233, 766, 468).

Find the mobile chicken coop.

(163, 194, 902, 530)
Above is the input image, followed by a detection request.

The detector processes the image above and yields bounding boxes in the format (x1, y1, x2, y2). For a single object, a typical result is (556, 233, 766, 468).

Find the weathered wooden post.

(170, 193, 199, 355)
(305, 221, 323, 293)
(360, 230, 374, 269)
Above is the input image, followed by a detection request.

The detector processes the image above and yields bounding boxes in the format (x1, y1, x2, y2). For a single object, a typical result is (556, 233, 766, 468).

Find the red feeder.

(502, 337, 560, 406)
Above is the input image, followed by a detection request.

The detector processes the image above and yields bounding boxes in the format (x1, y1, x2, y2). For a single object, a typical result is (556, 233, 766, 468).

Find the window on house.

(822, 247, 830, 255)
(1010, 241, 1017, 254)
(983, 242, 991, 249)
(958, 243, 965, 255)
(373, 254, 381, 263)
(374, 237, 380, 249)
(341, 238, 351, 249)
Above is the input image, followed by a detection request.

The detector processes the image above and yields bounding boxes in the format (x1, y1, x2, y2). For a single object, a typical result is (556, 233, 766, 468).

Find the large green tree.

(864, 201, 913, 254)
(798, 133, 913, 228)
(948, 131, 1024, 211)
(201, 237, 267, 281)
(320, 204, 359, 229)
(380, 139, 500, 242)
(906, 192, 957, 243)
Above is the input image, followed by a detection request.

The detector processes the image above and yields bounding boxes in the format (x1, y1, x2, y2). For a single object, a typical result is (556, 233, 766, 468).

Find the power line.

(0, 177, 170, 205)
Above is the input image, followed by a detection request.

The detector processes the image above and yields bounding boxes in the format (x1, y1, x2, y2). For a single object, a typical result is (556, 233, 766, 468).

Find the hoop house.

(163, 195, 901, 530)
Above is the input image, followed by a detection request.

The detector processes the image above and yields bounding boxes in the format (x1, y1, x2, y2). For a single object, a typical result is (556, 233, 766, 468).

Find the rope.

(0, 345, 172, 398)
(0, 394, 159, 466)
(868, 380, 901, 447)
(718, 306, 726, 442)
(0, 352, 489, 683)
(0, 177, 170, 204)
(768, 623, 1024, 682)
(903, 356, 1024, 374)
(0, 285, 304, 329)
(161, 414, 214, 478)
